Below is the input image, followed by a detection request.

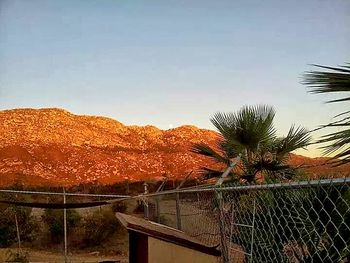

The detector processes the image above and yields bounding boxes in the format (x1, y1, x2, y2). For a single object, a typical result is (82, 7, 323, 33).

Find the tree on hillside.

(192, 105, 311, 183)
(0, 199, 39, 247)
(303, 63, 350, 164)
(42, 209, 81, 244)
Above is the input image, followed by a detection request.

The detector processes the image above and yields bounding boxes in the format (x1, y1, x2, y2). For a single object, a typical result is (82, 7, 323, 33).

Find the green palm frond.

(235, 105, 276, 148)
(318, 128, 350, 163)
(275, 125, 311, 159)
(191, 143, 228, 164)
(197, 167, 235, 180)
(303, 63, 350, 164)
(193, 104, 310, 182)
(210, 112, 236, 137)
(218, 138, 242, 159)
(303, 64, 350, 96)
(252, 158, 295, 181)
(211, 105, 276, 151)
(253, 159, 290, 171)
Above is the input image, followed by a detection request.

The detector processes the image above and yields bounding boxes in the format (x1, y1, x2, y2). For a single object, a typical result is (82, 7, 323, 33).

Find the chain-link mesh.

(0, 178, 349, 262)
(145, 178, 350, 262)
(0, 191, 129, 263)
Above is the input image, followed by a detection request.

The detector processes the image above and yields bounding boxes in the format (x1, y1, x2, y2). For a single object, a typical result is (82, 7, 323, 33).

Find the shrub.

(80, 209, 120, 247)
(133, 200, 144, 213)
(0, 206, 39, 247)
(5, 250, 29, 263)
(111, 201, 127, 213)
(42, 209, 81, 243)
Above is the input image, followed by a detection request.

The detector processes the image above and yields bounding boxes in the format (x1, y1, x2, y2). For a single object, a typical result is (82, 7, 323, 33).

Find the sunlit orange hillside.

(0, 108, 349, 186)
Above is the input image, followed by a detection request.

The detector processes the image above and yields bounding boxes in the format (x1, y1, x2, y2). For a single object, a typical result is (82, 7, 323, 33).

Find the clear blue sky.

(1, 0, 349, 157)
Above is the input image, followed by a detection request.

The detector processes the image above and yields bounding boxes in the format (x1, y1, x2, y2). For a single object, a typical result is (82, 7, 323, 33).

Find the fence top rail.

(0, 189, 130, 198)
(0, 177, 349, 200)
(140, 177, 350, 197)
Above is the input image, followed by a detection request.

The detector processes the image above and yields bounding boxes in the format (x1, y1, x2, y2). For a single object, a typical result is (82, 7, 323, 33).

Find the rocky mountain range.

(0, 108, 349, 186)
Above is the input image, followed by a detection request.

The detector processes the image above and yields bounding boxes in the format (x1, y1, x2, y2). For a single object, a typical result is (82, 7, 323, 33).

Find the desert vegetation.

(0, 206, 38, 248)
(0, 207, 121, 245)
(42, 209, 81, 244)
(192, 104, 311, 183)
(0, 189, 128, 261)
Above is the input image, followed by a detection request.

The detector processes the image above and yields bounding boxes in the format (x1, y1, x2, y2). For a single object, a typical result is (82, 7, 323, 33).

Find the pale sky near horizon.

(0, 0, 349, 157)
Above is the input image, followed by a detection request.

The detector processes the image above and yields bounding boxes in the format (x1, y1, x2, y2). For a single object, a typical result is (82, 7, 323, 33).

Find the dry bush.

(41, 209, 81, 244)
(111, 201, 127, 213)
(79, 209, 121, 247)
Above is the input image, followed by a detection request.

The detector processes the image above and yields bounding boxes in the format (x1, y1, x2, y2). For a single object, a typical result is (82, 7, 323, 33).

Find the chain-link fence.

(0, 178, 349, 262)
(144, 178, 350, 262)
(0, 190, 130, 263)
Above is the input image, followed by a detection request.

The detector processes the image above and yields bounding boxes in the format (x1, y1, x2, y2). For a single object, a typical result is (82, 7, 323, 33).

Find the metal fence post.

(175, 192, 182, 230)
(143, 182, 149, 219)
(217, 190, 229, 262)
(14, 213, 21, 251)
(63, 188, 68, 263)
(215, 157, 240, 262)
(174, 172, 193, 230)
(155, 197, 160, 223)
(250, 198, 256, 263)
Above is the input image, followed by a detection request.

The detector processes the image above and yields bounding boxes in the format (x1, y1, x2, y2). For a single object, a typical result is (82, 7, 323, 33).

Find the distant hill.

(0, 108, 349, 186)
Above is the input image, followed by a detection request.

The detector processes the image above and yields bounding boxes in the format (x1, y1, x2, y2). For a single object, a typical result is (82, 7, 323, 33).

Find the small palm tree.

(303, 63, 350, 164)
(192, 105, 311, 183)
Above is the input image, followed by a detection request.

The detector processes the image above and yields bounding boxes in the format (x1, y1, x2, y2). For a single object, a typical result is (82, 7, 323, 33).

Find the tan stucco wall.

(148, 237, 219, 263)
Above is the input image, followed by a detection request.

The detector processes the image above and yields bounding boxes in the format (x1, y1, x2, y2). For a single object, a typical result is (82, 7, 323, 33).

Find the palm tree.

(303, 63, 350, 164)
(192, 105, 311, 183)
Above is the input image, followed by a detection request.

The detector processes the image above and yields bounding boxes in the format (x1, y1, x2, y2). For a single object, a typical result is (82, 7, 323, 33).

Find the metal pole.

(176, 171, 193, 190)
(216, 155, 241, 186)
(249, 198, 256, 262)
(143, 182, 149, 219)
(155, 197, 160, 223)
(229, 203, 235, 255)
(63, 188, 68, 263)
(217, 191, 229, 262)
(126, 179, 129, 195)
(15, 213, 21, 251)
(175, 193, 182, 230)
(173, 173, 192, 231)
(14, 194, 21, 252)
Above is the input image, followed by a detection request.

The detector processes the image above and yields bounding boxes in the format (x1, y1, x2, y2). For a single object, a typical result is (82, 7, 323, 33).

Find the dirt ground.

(0, 248, 128, 263)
